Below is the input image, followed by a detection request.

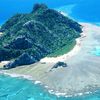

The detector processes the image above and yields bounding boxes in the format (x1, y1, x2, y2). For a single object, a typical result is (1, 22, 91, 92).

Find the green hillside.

(0, 4, 82, 68)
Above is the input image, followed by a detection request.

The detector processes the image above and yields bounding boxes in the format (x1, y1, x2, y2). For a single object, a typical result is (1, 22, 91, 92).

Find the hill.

(0, 4, 82, 68)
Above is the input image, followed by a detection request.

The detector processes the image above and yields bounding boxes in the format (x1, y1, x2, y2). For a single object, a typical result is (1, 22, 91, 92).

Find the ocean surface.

(0, 0, 100, 25)
(0, 0, 100, 100)
(0, 75, 100, 100)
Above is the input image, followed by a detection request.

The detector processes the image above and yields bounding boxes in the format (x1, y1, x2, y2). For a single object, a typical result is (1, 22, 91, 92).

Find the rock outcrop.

(4, 53, 36, 69)
(51, 62, 67, 70)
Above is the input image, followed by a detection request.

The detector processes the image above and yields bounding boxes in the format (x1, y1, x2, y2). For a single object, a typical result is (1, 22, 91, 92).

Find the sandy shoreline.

(40, 27, 86, 63)
(40, 31, 85, 63)
(0, 23, 100, 96)
(40, 39, 80, 63)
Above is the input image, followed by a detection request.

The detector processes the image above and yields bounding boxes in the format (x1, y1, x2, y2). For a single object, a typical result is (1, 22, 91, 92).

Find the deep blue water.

(0, 0, 100, 24)
(0, 0, 80, 25)
(0, 75, 100, 100)
(71, 0, 100, 23)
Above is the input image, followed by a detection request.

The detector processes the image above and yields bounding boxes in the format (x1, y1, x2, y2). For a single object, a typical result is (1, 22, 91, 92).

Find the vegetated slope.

(0, 4, 82, 68)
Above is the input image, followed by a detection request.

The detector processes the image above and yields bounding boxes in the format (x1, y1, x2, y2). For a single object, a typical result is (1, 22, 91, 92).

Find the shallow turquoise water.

(91, 46, 100, 56)
(0, 75, 100, 100)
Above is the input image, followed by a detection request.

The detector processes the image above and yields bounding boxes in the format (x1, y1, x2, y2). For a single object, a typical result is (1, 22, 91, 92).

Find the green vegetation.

(47, 40, 76, 57)
(0, 3, 82, 68)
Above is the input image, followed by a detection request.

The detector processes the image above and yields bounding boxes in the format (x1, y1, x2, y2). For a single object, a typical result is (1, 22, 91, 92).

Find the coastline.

(40, 14, 86, 63)
(0, 71, 96, 97)
(0, 23, 100, 96)
(40, 30, 85, 63)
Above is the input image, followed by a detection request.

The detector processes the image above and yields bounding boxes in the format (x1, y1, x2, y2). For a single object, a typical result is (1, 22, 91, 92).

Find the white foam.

(48, 90, 67, 97)
(34, 81, 41, 84)
(45, 85, 48, 88)
(77, 92, 83, 96)
(60, 11, 68, 16)
(55, 92, 66, 97)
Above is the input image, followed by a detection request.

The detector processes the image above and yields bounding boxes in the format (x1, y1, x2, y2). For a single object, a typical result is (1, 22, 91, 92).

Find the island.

(0, 3, 100, 97)
(0, 3, 82, 69)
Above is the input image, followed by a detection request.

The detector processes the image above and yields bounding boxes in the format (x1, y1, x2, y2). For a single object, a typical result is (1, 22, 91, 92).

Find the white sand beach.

(0, 23, 100, 96)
